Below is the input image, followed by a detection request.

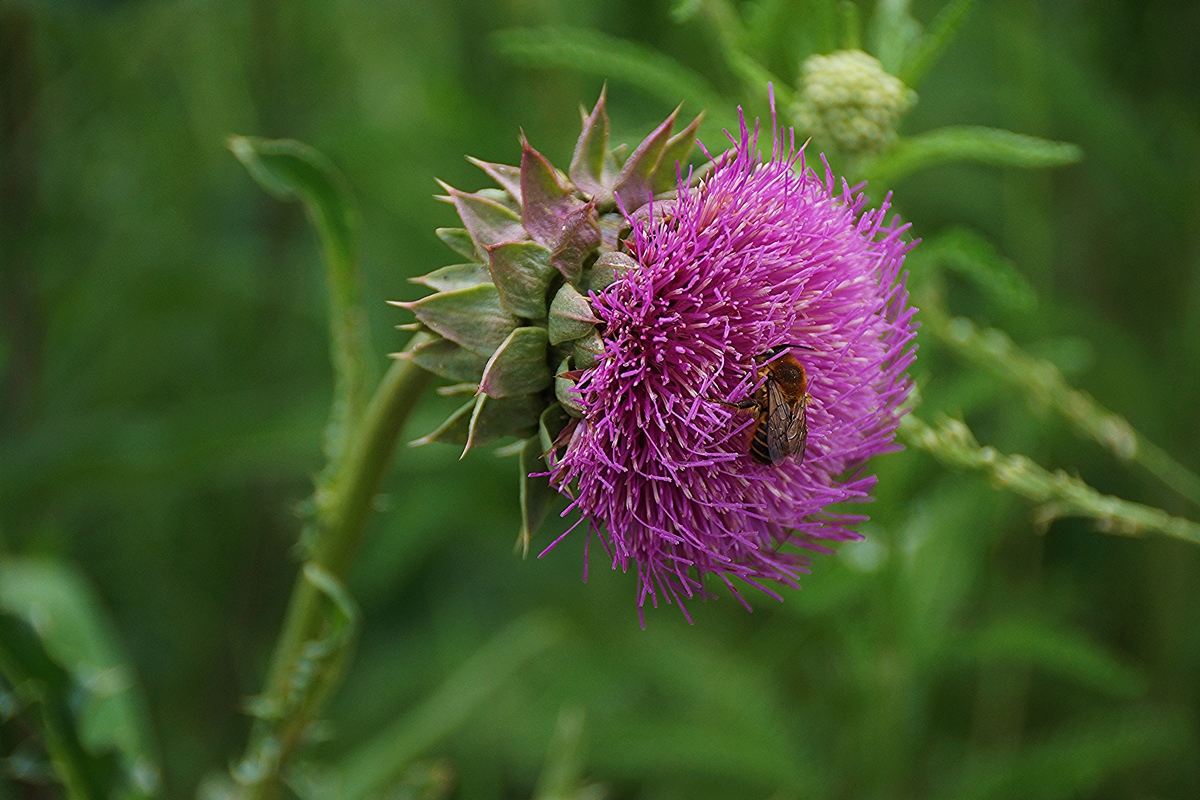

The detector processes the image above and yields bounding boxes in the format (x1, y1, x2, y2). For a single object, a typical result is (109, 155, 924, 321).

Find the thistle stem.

(901, 413, 1200, 546)
(923, 299, 1200, 512)
(237, 335, 433, 799)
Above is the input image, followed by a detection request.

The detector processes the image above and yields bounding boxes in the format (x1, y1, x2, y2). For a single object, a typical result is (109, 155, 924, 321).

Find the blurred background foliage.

(2, 0, 1199, 798)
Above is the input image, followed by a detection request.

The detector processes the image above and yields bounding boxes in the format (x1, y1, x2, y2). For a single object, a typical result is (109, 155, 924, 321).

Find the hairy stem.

(236, 337, 433, 799)
(901, 413, 1200, 546)
(924, 302, 1200, 511)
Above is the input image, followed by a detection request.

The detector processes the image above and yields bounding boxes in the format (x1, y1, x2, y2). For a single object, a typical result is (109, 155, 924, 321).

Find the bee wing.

(765, 379, 809, 463)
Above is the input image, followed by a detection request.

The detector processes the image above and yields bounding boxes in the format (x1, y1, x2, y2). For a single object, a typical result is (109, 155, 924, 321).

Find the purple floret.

(547, 112, 918, 622)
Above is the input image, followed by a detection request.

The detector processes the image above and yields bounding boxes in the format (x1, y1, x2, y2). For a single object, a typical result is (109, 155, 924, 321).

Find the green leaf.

(863, 126, 1083, 184)
(0, 614, 120, 800)
(613, 107, 680, 211)
(957, 618, 1145, 698)
(669, 0, 702, 23)
(868, 0, 922, 75)
(572, 329, 604, 370)
(228, 136, 374, 467)
(652, 111, 705, 194)
(479, 327, 553, 398)
(439, 184, 526, 261)
(538, 402, 571, 456)
(934, 710, 1190, 800)
(322, 614, 563, 800)
(520, 137, 579, 250)
(466, 156, 523, 203)
(582, 251, 635, 293)
(569, 87, 613, 201)
(0, 558, 162, 799)
(909, 227, 1037, 312)
(901, 0, 975, 87)
(533, 708, 589, 800)
(409, 398, 477, 448)
(726, 51, 795, 110)
(555, 358, 585, 418)
(411, 393, 541, 453)
(465, 392, 541, 456)
(746, 0, 837, 66)
(493, 27, 726, 120)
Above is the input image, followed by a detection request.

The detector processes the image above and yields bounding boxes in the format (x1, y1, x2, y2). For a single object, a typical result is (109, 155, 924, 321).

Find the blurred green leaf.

(727, 50, 794, 110)
(0, 614, 120, 800)
(533, 707, 590, 800)
(901, 0, 975, 86)
(909, 227, 1037, 312)
(863, 126, 1082, 184)
(747, 0, 838, 65)
(321, 613, 562, 800)
(669, 0, 702, 23)
(228, 136, 374, 467)
(838, 1, 862, 49)
(935, 710, 1191, 800)
(492, 27, 730, 129)
(0, 558, 161, 799)
(869, 0, 923, 74)
(957, 618, 1146, 698)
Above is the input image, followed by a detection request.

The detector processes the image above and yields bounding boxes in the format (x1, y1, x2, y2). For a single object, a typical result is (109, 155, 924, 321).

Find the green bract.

(392, 90, 702, 553)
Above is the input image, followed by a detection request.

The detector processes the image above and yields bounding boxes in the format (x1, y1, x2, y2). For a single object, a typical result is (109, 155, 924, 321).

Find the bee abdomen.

(749, 420, 774, 464)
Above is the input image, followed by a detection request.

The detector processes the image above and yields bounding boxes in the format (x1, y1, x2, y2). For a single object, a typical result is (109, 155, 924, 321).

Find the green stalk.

(902, 413, 1200, 546)
(229, 136, 437, 798)
(237, 338, 432, 800)
(924, 301, 1200, 511)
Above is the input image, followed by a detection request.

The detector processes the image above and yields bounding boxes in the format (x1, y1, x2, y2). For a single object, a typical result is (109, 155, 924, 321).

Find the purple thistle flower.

(545, 113, 918, 622)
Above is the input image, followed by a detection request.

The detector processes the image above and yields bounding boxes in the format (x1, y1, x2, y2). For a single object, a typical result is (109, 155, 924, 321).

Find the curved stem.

(237, 335, 433, 799)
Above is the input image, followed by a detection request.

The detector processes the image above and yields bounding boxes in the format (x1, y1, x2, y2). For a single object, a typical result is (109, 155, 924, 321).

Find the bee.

(716, 345, 812, 465)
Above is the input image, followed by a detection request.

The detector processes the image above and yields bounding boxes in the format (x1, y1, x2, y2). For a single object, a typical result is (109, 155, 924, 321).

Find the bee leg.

(710, 396, 758, 410)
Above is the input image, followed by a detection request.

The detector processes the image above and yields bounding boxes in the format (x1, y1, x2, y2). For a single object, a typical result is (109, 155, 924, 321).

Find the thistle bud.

(393, 90, 702, 552)
(793, 49, 916, 159)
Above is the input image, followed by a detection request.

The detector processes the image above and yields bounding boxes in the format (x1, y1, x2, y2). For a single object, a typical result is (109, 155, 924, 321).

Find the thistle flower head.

(546, 112, 916, 620)
(398, 91, 917, 622)
(794, 49, 916, 158)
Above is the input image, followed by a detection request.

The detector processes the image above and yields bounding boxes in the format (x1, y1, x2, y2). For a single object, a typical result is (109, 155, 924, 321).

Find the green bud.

(794, 49, 916, 159)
